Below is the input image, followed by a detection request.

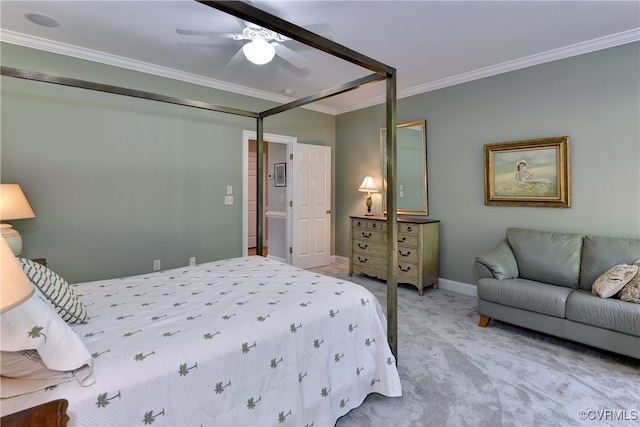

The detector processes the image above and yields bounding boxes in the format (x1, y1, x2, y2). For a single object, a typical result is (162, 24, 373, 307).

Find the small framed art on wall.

(274, 163, 286, 187)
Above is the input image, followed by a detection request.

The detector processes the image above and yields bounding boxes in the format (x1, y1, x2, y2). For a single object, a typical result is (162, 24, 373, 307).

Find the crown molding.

(335, 28, 640, 115)
(0, 29, 337, 116)
(3, 28, 637, 116)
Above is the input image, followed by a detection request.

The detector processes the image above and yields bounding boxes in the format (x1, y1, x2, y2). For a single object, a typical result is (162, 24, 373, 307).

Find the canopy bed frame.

(1, 0, 401, 357)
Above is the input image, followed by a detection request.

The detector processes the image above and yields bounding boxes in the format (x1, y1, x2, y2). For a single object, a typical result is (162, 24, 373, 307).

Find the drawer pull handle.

(357, 221, 362, 226)
(358, 243, 368, 250)
(399, 250, 411, 257)
(362, 232, 372, 238)
(407, 226, 412, 232)
(397, 237, 406, 243)
(372, 223, 377, 228)
(398, 265, 411, 272)
(358, 256, 368, 263)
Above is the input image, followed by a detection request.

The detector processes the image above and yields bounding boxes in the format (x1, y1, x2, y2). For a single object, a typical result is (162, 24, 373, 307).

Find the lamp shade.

(0, 184, 35, 220)
(358, 176, 378, 193)
(0, 236, 34, 313)
(243, 37, 276, 65)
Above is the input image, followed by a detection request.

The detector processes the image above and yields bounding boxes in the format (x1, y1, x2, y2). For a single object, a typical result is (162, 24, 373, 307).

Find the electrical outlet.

(189, 257, 196, 266)
(226, 185, 233, 195)
(225, 195, 233, 205)
(153, 259, 161, 271)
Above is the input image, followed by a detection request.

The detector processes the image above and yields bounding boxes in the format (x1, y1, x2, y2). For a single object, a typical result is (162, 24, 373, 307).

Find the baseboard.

(438, 278, 477, 296)
(332, 255, 349, 265)
(331, 255, 477, 296)
(267, 254, 287, 264)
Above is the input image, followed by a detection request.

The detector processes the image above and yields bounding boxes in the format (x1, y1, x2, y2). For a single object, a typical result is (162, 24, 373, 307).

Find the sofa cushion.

(566, 290, 640, 337)
(580, 235, 640, 291)
(506, 228, 582, 288)
(477, 277, 572, 318)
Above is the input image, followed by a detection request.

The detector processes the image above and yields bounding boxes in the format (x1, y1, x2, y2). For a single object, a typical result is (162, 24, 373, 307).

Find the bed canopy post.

(385, 70, 398, 359)
(199, 2, 400, 358)
(256, 117, 265, 256)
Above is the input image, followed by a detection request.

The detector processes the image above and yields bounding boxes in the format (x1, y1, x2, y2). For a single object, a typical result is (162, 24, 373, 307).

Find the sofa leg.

(478, 315, 491, 327)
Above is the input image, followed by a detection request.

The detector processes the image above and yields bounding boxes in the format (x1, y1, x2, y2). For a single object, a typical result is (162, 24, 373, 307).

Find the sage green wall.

(1, 43, 335, 283)
(336, 43, 640, 286)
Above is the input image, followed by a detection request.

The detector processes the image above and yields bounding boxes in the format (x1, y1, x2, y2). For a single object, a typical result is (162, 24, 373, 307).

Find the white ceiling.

(1, 1, 639, 115)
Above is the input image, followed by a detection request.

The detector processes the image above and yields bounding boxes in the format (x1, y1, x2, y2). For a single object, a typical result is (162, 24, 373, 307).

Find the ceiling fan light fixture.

(242, 37, 276, 65)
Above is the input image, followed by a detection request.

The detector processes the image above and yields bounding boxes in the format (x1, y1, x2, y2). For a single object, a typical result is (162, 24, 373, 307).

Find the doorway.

(242, 131, 295, 261)
(242, 131, 332, 268)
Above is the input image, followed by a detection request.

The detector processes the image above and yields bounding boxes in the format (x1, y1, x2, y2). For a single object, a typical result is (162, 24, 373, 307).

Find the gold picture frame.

(484, 136, 570, 208)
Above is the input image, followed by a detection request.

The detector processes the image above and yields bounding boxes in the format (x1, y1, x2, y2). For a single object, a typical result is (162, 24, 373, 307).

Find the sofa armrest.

(474, 238, 519, 282)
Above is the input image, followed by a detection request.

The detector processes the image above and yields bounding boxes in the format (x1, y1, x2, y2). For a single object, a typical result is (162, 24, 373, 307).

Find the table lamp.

(0, 184, 36, 256)
(1, 236, 35, 313)
(358, 175, 378, 216)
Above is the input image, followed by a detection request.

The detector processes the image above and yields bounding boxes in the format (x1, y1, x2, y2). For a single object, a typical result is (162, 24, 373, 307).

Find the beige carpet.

(309, 263, 640, 427)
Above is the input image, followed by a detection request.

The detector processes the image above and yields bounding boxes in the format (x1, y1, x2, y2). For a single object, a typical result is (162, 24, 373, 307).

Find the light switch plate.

(226, 185, 233, 195)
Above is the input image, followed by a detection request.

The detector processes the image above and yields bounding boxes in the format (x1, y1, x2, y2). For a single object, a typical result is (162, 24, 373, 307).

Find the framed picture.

(274, 162, 286, 187)
(484, 136, 570, 208)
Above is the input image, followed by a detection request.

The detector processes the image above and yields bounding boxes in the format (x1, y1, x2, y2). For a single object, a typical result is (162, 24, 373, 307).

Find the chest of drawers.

(349, 215, 439, 295)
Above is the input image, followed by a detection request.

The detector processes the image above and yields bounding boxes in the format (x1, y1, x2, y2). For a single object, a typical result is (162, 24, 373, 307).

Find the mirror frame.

(381, 120, 428, 215)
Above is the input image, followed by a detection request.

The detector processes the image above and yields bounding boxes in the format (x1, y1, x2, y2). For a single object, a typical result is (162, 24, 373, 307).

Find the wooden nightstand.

(1, 399, 69, 427)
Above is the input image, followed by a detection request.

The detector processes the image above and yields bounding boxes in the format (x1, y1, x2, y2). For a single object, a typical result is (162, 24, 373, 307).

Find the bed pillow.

(619, 260, 640, 304)
(18, 258, 88, 324)
(0, 287, 95, 398)
(592, 263, 638, 298)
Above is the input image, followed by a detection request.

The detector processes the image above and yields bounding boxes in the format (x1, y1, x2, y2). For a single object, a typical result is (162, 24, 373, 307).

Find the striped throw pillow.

(18, 258, 88, 324)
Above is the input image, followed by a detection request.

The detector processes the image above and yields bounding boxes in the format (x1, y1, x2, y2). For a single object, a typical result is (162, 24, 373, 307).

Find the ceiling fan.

(176, 21, 311, 68)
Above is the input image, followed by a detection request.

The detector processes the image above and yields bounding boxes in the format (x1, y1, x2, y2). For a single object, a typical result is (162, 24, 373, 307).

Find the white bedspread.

(1, 257, 401, 426)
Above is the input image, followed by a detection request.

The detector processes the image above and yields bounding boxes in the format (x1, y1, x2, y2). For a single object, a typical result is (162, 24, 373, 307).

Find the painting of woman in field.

(484, 136, 570, 207)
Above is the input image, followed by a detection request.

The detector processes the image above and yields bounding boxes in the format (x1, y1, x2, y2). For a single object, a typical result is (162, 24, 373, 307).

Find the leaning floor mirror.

(380, 120, 428, 215)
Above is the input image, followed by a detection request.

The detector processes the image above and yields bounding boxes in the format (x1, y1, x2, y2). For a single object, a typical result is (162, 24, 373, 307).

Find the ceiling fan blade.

(273, 43, 310, 69)
(176, 28, 238, 39)
(226, 46, 246, 67)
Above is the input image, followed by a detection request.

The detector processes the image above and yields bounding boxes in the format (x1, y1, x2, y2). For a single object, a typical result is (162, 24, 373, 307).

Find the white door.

(290, 144, 331, 268)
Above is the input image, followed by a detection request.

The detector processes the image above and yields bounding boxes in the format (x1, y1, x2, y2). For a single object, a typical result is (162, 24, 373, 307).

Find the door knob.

(326, 209, 332, 214)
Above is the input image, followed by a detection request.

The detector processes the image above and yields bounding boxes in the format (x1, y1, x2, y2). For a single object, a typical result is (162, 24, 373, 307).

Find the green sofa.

(474, 227, 640, 359)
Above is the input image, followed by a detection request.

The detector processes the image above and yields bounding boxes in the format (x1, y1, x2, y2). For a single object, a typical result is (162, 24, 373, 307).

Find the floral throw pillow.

(618, 260, 640, 304)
